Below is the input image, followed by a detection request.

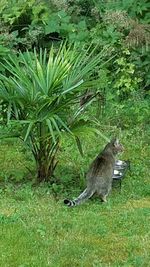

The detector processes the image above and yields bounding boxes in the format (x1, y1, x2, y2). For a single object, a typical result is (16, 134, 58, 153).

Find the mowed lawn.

(0, 128, 150, 267)
(0, 190, 149, 267)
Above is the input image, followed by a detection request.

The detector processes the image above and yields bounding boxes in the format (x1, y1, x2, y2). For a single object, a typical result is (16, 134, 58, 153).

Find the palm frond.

(24, 121, 34, 141)
(0, 42, 113, 143)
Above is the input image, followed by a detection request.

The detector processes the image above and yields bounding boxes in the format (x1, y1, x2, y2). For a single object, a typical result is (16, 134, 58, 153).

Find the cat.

(64, 138, 124, 207)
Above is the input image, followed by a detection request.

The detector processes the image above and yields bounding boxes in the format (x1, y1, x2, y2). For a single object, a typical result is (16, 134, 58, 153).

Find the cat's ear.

(110, 137, 123, 152)
(111, 137, 119, 146)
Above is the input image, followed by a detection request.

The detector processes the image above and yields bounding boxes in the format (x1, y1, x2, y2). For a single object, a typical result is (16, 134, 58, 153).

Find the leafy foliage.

(112, 49, 143, 98)
(0, 0, 149, 93)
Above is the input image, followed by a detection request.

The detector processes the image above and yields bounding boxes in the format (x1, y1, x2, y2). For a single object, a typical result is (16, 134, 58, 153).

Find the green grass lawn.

(0, 127, 150, 267)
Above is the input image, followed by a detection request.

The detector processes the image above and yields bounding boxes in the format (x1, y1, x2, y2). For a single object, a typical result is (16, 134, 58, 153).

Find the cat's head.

(110, 138, 124, 155)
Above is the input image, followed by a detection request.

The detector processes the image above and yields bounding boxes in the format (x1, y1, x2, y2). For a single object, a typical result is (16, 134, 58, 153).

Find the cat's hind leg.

(100, 194, 107, 202)
(98, 185, 112, 203)
(98, 191, 109, 202)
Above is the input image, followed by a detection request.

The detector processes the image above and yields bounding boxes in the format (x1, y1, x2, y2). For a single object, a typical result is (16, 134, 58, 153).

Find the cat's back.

(87, 149, 115, 181)
(86, 138, 123, 185)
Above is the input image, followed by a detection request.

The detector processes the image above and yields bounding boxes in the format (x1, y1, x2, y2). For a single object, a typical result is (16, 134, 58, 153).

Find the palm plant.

(0, 43, 110, 182)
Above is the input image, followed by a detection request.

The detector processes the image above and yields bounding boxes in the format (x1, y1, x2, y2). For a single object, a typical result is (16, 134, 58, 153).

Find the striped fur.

(64, 189, 94, 207)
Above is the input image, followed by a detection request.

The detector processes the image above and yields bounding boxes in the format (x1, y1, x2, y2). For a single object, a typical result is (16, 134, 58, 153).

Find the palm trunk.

(37, 149, 58, 182)
(37, 158, 58, 182)
(30, 123, 59, 182)
(36, 138, 59, 183)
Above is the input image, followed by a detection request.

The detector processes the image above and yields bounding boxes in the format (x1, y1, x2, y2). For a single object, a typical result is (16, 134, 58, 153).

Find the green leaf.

(45, 17, 60, 34)
(24, 122, 34, 142)
(55, 115, 72, 135)
(51, 117, 61, 136)
(75, 136, 84, 157)
(46, 119, 56, 144)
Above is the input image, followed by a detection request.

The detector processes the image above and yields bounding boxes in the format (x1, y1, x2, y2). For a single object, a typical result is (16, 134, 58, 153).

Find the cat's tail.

(64, 188, 94, 207)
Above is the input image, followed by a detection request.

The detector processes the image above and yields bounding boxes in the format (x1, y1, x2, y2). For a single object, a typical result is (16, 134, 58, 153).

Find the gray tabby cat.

(64, 138, 123, 207)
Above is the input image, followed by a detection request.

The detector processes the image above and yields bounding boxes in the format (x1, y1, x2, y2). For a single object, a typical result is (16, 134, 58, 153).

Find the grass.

(0, 126, 150, 267)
